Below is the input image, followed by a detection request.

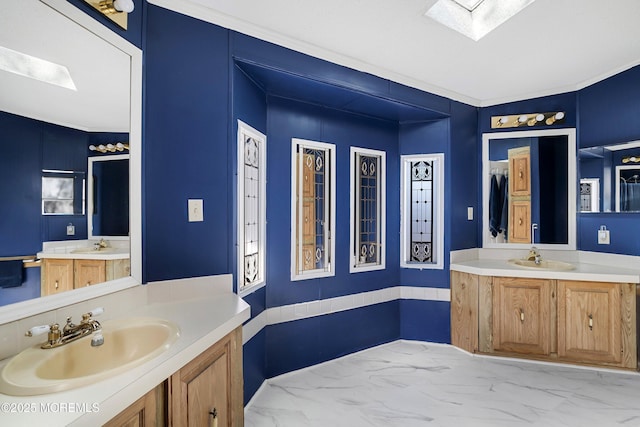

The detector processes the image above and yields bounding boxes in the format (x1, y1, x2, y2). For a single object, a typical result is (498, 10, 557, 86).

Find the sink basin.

(508, 258, 575, 271)
(71, 246, 120, 254)
(0, 317, 179, 396)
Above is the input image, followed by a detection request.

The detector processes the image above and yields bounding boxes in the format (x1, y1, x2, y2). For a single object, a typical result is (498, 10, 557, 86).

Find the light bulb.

(518, 115, 528, 123)
(89, 145, 97, 151)
(499, 116, 509, 125)
(555, 112, 565, 120)
(113, 0, 134, 13)
(106, 143, 115, 151)
(536, 114, 544, 122)
(98, 144, 107, 152)
(116, 143, 125, 151)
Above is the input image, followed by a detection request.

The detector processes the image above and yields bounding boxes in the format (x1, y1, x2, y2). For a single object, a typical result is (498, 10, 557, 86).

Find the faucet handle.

(89, 307, 104, 317)
(25, 324, 51, 337)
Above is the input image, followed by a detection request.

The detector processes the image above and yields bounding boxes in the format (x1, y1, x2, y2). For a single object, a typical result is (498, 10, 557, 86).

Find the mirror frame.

(0, 0, 142, 325)
(481, 128, 577, 250)
(88, 153, 131, 240)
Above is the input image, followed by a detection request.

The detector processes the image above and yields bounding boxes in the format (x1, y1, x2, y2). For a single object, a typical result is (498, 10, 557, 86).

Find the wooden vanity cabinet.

(451, 272, 638, 370)
(41, 259, 74, 295)
(492, 277, 554, 356)
(104, 383, 165, 427)
(107, 327, 243, 426)
(557, 280, 636, 368)
(41, 258, 130, 296)
(169, 327, 243, 427)
(74, 259, 106, 288)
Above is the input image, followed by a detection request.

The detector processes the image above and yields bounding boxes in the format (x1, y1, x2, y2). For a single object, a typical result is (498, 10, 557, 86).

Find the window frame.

(400, 153, 445, 270)
(349, 146, 386, 273)
(237, 120, 267, 296)
(290, 138, 336, 281)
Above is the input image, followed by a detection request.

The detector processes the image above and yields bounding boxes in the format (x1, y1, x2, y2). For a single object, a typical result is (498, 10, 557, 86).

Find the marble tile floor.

(245, 341, 640, 427)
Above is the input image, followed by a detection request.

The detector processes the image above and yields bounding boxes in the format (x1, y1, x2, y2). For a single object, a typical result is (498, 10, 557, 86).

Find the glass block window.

(291, 138, 336, 281)
(400, 154, 444, 269)
(42, 169, 85, 215)
(350, 147, 385, 273)
(237, 121, 266, 294)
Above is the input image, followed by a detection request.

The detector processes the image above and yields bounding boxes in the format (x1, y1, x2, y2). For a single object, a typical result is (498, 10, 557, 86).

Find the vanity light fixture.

(491, 112, 565, 129)
(83, 0, 134, 30)
(89, 142, 129, 153)
(622, 156, 640, 164)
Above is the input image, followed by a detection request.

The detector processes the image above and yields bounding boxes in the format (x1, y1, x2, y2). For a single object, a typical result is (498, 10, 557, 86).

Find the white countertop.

(451, 258, 640, 283)
(37, 247, 130, 261)
(0, 276, 250, 426)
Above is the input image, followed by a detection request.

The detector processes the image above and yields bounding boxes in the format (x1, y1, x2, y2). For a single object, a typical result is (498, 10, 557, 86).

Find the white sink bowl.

(0, 317, 179, 396)
(508, 258, 575, 271)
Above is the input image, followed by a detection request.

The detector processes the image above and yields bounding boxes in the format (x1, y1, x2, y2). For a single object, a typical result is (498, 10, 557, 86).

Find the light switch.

(188, 199, 204, 222)
(66, 223, 75, 236)
(467, 207, 474, 221)
(597, 226, 610, 245)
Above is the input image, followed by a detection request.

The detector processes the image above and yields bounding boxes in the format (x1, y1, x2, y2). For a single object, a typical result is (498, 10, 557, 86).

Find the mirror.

(88, 154, 130, 239)
(0, 0, 141, 323)
(482, 128, 576, 250)
(579, 140, 640, 213)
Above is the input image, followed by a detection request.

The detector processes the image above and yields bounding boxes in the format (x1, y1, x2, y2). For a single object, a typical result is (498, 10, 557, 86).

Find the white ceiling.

(3, 0, 638, 131)
(155, 0, 640, 107)
(0, 0, 130, 132)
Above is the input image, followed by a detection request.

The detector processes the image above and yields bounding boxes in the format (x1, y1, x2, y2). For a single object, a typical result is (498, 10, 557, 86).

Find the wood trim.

(478, 275, 493, 353)
(450, 271, 478, 353)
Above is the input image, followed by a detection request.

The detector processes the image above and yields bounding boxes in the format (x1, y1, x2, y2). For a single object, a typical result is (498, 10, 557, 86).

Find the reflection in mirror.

(579, 140, 640, 213)
(482, 129, 576, 250)
(88, 154, 130, 239)
(0, 0, 141, 321)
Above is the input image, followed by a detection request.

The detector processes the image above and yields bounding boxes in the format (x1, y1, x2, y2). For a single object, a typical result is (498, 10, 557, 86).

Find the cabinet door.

(104, 383, 164, 427)
(493, 277, 553, 355)
(557, 280, 633, 366)
(74, 259, 106, 288)
(41, 259, 73, 296)
(170, 328, 243, 427)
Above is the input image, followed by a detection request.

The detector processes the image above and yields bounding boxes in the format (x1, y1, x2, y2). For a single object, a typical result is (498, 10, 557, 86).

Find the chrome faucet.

(26, 307, 104, 349)
(526, 246, 542, 265)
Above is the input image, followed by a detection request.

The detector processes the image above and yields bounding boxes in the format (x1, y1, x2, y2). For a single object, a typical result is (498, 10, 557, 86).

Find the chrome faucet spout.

(531, 223, 538, 244)
(526, 246, 542, 265)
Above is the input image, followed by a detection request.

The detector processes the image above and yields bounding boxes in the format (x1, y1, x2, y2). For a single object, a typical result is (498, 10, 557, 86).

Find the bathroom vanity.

(451, 254, 639, 370)
(38, 243, 131, 296)
(0, 275, 250, 426)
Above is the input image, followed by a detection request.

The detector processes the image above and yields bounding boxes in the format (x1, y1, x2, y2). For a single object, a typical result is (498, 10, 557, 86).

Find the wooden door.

(557, 280, 627, 365)
(508, 147, 531, 197)
(493, 277, 553, 355)
(41, 259, 73, 296)
(74, 259, 106, 288)
(508, 200, 531, 243)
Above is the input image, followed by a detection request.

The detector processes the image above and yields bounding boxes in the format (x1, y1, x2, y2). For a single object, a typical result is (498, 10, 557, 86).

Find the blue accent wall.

(400, 300, 451, 343)
(143, 6, 230, 282)
(265, 302, 399, 378)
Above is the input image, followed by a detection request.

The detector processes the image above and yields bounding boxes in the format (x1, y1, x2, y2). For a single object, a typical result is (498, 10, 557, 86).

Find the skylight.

(0, 46, 76, 91)
(425, 0, 536, 41)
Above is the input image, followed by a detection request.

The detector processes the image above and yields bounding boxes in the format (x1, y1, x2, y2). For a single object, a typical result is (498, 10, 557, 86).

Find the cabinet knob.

(588, 314, 593, 331)
(209, 407, 218, 427)
(54, 281, 59, 290)
(519, 309, 525, 322)
(518, 218, 523, 226)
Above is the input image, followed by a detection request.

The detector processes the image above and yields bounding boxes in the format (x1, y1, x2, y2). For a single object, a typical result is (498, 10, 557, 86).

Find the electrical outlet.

(66, 224, 75, 236)
(188, 199, 204, 222)
(597, 229, 610, 244)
